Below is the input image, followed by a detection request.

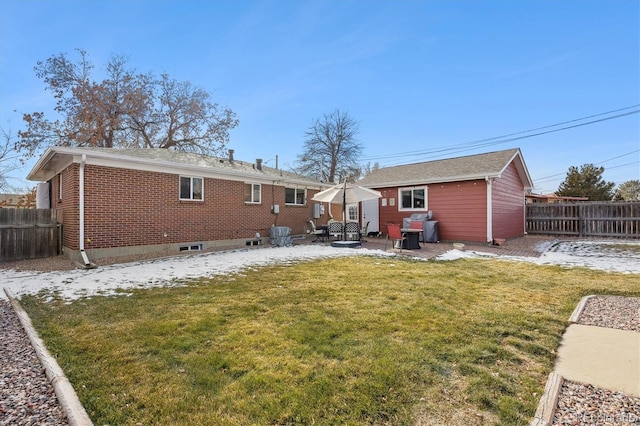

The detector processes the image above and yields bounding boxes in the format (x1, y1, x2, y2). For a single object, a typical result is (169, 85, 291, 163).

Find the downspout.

(486, 176, 493, 243)
(78, 154, 93, 267)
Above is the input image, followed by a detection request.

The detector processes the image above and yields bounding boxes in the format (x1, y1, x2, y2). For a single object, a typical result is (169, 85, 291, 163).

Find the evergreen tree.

(556, 164, 615, 201)
(613, 180, 640, 201)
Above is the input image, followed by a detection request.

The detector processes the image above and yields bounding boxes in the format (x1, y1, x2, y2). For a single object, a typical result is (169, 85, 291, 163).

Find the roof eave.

(362, 173, 503, 189)
(27, 147, 75, 181)
(497, 149, 533, 190)
(27, 147, 328, 189)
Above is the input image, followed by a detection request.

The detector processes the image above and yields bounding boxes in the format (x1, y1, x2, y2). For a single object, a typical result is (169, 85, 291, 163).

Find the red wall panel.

(492, 162, 525, 239)
(429, 180, 487, 241)
(376, 180, 488, 242)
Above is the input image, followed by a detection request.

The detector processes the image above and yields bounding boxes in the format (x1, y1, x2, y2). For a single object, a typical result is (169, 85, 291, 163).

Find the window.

(180, 176, 203, 200)
(347, 204, 358, 221)
(179, 243, 203, 252)
(285, 187, 306, 205)
(245, 183, 261, 203)
(399, 187, 427, 210)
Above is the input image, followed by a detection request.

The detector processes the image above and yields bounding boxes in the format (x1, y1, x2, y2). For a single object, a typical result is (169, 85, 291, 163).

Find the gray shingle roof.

(358, 148, 532, 188)
(28, 147, 323, 187)
(80, 147, 308, 178)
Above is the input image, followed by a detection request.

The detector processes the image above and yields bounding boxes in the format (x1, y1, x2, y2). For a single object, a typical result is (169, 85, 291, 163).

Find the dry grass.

(21, 256, 640, 425)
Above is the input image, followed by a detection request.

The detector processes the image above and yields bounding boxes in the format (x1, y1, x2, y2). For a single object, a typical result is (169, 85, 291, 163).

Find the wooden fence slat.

(526, 201, 640, 238)
(0, 208, 61, 262)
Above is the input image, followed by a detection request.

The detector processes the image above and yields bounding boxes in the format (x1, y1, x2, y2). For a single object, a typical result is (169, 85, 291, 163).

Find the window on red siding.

(399, 187, 427, 210)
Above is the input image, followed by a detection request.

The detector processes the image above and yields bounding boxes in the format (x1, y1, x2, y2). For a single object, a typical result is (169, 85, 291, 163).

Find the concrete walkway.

(554, 324, 640, 397)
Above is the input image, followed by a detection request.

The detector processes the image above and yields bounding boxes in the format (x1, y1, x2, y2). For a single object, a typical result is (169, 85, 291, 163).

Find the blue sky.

(1, 0, 638, 194)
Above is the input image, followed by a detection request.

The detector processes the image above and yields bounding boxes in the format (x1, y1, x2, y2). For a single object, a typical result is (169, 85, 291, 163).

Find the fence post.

(578, 203, 584, 237)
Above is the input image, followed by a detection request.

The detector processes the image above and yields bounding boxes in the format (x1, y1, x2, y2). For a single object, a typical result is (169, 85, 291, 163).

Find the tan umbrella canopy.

(312, 181, 382, 241)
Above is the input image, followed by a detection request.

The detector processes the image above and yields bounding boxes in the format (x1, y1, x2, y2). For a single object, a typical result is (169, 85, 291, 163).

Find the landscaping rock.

(0, 299, 68, 425)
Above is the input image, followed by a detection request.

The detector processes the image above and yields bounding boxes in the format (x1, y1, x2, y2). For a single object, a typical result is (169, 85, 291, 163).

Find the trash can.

(423, 221, 439, 243)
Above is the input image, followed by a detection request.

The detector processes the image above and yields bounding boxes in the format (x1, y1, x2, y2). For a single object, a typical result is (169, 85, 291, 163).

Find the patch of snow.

(436, 240, 640, 275)
(533, 239, 559, 253)
(433, 249, 476, 261)
(2, 240, 638, 302)
(0, 246, 393, 301)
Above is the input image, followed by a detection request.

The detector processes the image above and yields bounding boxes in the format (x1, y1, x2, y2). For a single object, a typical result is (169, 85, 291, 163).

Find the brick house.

(358, 148, 533, 243)
(27, 147, 331, 264)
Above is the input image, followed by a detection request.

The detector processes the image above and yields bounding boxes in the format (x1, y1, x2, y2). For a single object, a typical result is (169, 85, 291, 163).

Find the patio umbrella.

(312, 181, 382, 241)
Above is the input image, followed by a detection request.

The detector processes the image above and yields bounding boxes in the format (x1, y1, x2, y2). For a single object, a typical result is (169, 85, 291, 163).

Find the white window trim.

(245, 182, 262, 204)
(179, 243, 203, 252)
(346, 203, 359, 221)
(398, 186, 428, 211)
(179, 176, 204, 201)
(285, 187, 307, 206)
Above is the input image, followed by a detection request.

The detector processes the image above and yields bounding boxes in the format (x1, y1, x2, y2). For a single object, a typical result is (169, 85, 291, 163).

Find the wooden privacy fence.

(526, 201, 640, 238)
(0, 208, 61, 262)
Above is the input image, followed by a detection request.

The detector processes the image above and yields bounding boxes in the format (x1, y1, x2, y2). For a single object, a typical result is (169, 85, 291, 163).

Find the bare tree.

(358, 161, 380, 180)
(0, 127, 20, 191)
(145, 74, 238, 154)
(16, 49, 238, 159)
(0, 187, 36, 208)
(295, 109, 362, 183)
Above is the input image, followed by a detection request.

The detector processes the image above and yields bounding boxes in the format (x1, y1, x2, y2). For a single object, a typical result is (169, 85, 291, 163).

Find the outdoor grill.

(402, 212, 439, 243)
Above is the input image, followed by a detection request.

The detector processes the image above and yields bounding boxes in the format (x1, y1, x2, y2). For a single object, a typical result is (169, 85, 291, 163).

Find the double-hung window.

(180, 176, 203, 200)
(285, 187, 306, 205)
(245, 183, 261, 203)
(399, 187, 427, 210)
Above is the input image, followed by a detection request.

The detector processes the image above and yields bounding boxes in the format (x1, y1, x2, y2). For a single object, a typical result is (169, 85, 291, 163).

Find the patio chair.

(359, 221, 370, 241)
(345, 221, 360, 241)
(385, 223, 407, 252)
(308, 219, 327, 242)
(328, 221, 344, 240)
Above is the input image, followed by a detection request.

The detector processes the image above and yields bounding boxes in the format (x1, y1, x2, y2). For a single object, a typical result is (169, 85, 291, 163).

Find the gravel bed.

(553, 380, 640, 426)
(578, 295, 640, 332)
(552, 295, 640, 425)
(0, 300, 68, 426)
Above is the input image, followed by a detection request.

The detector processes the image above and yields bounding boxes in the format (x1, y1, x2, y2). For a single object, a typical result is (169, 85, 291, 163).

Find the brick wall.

(53, 165, 80, 250)
(58, 164, 329, 252)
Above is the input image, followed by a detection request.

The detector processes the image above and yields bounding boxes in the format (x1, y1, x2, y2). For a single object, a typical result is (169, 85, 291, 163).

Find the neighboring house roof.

(358, 148, 533, 189)
(27, 147, 327, 189)
(526, 193, 589, 202)
(0, 193, 23, 206)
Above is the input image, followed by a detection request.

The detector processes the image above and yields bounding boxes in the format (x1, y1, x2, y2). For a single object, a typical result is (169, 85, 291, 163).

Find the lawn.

(21, 256, 640, 425)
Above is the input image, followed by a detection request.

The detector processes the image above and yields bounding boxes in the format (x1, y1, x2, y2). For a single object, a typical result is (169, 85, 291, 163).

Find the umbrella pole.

(342, 180, 347, 240)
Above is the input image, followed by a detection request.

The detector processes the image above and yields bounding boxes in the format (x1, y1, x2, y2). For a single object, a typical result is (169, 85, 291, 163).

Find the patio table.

(399, 228, 422, 249)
